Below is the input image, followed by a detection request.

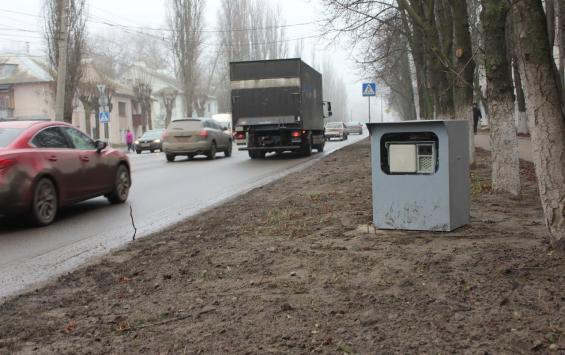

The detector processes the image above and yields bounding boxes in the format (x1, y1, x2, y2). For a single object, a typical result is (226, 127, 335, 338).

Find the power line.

(0, 7, 320, 34)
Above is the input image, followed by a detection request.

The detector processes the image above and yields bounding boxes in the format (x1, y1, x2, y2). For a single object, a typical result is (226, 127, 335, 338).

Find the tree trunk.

(407, 14, 434, 119)
(84, 108, 91, 138)
(559, 0, 565, 100)
(450, 0, 477, 164)
(511, 0, 565, 250)
(512, 57, 529, 134)
(482, 0, 521, 197)
(147, 102, 153, 130)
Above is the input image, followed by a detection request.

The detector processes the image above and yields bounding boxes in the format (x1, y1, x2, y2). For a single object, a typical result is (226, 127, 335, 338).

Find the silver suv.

(162, 118, 232, 162)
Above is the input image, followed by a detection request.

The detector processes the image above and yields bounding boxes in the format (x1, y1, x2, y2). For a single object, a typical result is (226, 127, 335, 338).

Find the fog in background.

(0, 0, 394, 124)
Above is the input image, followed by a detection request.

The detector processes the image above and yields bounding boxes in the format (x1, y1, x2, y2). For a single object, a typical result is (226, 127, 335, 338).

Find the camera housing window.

(380, 132, 438, 175)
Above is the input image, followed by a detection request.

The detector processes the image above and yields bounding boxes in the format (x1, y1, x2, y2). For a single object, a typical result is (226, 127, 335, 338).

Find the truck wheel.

(316, 142, 325, 153)
(248, 150, 265, 159)
(301, 137, 312, 157)
(166, 154, 175, 162)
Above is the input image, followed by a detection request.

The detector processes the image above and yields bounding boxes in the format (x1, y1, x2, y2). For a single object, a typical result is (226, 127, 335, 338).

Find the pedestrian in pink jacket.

(126, 129, 134, 153)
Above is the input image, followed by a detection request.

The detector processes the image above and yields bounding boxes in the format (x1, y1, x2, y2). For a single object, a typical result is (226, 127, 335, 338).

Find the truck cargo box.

(230, 59, 324, 131)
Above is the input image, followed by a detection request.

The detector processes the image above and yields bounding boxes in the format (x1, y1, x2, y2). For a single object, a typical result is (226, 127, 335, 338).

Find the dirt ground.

(1, 139, 564, 354)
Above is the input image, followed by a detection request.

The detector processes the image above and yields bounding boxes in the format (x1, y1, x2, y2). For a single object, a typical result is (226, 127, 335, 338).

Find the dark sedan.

(135, 129, 164, 154)
(0, 121, 131, 226)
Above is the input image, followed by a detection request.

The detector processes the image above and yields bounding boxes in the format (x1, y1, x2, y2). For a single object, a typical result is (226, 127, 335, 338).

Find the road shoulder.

(1, 140, 563, 354)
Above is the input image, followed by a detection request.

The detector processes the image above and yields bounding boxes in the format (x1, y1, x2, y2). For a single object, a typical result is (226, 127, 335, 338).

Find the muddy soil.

(1, 140, 564, 354)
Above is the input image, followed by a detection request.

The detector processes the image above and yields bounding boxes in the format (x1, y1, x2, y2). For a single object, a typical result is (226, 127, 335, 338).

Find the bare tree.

(88, 29, 172, 77)
(44, 0, 87, 123)
(169, 0, 205, 117)
(511, 0, 565, 250)
(77, 80, 98, 136)
(160, 88, 178, 127)
(322, 59, 348, 123)
(481, 0, 520, 197)
(133, 79, 153, 132)
(214, 0, 289, 111)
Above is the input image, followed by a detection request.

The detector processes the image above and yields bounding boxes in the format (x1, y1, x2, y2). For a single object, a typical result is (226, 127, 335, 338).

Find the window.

(63, 127, 96, 150)
(32, 127, 70, 148)
(119, 102, 127, 117)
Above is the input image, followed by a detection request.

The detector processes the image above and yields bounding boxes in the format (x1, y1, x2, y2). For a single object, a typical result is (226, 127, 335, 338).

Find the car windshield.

(0, 127, 24, 147)
(326, 122, 342, 128)
(141, 131, 163, 139)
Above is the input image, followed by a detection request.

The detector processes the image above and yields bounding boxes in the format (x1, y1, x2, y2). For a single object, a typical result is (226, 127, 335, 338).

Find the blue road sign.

(99, 111, 110, 123)
(362, 83, 377, 97)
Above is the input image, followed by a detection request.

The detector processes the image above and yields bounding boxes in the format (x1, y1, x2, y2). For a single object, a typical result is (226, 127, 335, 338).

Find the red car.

(0, 120, 131, 226)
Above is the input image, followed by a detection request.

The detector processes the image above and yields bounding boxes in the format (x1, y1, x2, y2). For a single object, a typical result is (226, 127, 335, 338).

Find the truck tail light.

(291, 131, 301, 138)
(234, 132, 246, 140)
(199, 130, 209, 138)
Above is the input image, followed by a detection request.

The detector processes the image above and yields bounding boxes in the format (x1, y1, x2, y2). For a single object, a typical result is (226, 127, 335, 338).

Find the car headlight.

(154, 139, 161, 143)
(134, 140, 139, 144)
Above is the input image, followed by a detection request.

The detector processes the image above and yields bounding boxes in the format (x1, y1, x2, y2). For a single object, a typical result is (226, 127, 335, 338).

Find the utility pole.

(54, 0, 68, 122)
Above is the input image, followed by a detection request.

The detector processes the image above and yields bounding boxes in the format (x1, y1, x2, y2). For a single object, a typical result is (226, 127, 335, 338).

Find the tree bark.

(403, 3, 433, 119)
(559, 0, 565, 101)
(512, 57, 529, 135)
(511, 0, 565, 250)
(482, 0, 521, 197)
(450, 0, 477, 164)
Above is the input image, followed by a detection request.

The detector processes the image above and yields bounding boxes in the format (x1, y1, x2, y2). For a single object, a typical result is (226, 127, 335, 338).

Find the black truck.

(230, 58, 332, 159)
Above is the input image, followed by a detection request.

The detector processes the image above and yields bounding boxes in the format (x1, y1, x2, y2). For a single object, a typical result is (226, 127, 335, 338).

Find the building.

(120, 63, 219, 128)
(0, 54, 135, 146)
(0, 55, 54, 121)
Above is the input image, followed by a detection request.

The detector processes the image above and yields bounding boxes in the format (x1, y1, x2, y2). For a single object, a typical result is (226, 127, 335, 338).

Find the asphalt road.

(0, 133, 368, 299)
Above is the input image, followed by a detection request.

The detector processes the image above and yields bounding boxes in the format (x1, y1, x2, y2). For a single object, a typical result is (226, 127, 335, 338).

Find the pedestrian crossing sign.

(99, 111, 110, 123)
(362, 83, 377, 97)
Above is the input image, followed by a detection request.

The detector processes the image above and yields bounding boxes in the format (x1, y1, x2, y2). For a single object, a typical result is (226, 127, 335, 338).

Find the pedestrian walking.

(472, 103, 482, 134)
(126, 129, 134, 153)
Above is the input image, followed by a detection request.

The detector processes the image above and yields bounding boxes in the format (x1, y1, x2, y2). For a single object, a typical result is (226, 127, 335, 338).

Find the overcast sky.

(0, 0, 388, 122)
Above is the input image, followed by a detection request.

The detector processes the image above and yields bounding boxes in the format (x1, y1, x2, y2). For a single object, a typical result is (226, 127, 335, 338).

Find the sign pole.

(362, 82, 377, 123)
(368, 96, 371, 123)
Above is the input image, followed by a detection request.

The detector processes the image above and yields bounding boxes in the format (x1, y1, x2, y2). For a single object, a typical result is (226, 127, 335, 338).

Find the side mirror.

(95, 140, 107, 153)
(324, 101, 333, 117)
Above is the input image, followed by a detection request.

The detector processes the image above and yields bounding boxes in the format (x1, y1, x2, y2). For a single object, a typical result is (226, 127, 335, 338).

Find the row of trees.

(324, 0, 565, 250)
(45, 0, 349, 132)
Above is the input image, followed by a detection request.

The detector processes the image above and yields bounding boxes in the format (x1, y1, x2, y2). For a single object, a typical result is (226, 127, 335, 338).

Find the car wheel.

(30, 178, 58, 226)
(136, 150, 141, 154)
(150, 149, 155, 153)
(107, 165, 131, 204)
(166, 154, 175, 162)
(224, 141, 233, 157)
(206, 142, 217, 160)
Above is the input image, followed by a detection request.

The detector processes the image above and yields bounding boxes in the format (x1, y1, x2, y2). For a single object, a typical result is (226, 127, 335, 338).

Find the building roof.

(83, 62, 135, 98)
(0, 55, 54, 85)
(122, 63, 184, 93)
